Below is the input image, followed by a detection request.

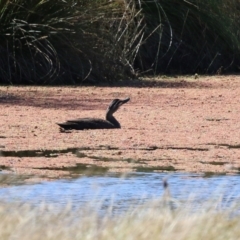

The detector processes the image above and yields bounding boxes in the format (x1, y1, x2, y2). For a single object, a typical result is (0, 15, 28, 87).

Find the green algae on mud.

(0, 147, 177, 178)
(1, 148, 80, 158)
(32, 163, 109, 177)
(135, 165, 176, 172)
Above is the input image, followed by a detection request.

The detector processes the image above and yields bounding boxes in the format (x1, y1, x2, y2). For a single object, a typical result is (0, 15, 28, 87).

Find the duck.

(57, 97, 130, 130)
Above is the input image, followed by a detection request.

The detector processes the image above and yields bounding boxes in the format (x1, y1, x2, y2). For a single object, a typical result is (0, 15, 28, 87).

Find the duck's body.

(57, 97, 130, 130)
(57, 118, 118, 130)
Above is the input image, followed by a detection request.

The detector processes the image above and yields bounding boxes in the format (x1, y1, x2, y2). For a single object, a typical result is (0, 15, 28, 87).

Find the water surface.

(0, 172, 239, 214)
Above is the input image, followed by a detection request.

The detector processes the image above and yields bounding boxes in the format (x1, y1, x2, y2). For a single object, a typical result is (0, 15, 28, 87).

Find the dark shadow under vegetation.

(0, 0, 240, 85)
(0, 78, 211, 109)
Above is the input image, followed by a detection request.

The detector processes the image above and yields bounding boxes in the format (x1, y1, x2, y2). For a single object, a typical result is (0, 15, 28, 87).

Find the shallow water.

(0, 172, 239, 214)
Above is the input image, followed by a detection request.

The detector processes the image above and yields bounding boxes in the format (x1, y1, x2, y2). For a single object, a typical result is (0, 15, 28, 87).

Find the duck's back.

(57, 118, 116, 130)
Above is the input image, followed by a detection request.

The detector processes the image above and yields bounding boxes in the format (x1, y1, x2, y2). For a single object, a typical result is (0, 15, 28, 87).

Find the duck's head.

(107, 97, 130, 115)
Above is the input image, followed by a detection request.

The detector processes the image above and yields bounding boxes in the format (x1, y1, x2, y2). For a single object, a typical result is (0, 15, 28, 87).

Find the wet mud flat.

(0, 76, 240, 180)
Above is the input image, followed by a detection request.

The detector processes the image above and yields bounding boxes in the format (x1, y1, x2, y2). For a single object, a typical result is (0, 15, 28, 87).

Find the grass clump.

(0, 200, 239, 239)
(136, 0, 240, 75)
(0, 0, 142, 84)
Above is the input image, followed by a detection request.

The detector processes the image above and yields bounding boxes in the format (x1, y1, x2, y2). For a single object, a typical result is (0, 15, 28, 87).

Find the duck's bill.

(121, 97, 130, 104)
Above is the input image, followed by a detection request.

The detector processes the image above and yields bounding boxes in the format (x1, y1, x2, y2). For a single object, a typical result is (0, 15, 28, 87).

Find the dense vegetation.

(0, 0, 240, 84)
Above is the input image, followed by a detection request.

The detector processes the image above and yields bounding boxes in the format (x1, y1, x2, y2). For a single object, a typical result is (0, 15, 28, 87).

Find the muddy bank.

(1, 76, 240, 179)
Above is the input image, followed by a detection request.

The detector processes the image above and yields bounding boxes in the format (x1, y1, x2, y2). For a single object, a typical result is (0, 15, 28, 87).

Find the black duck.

(57, 97, 130, 130)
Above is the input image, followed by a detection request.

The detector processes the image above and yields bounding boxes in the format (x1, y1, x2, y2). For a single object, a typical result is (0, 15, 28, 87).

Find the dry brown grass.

(0, 198, 239, 240)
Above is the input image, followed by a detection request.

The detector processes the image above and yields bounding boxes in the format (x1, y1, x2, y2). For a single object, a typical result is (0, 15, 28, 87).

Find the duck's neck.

(106, 112, 120, 128)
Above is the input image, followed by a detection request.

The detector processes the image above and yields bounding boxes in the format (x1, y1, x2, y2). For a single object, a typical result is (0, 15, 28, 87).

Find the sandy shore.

(0, 76, 240, 179)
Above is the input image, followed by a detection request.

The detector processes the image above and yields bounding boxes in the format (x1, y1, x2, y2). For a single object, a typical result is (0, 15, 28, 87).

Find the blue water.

(0, 173, 239, 214)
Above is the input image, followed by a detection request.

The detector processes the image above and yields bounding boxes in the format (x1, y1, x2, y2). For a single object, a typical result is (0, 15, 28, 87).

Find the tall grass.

(0, 0, 77, 84)
(0, 0, 240, 84)
(0, 176, 239, 239)
(0, 177, 239, 239)
(0, 199, 239, 239)
(0, 0, 142, 84)
(136, 0, 240, 75)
